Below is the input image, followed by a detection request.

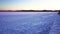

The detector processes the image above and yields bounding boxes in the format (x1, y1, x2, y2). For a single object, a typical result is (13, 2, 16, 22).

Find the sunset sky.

(0, 0, 60, 10)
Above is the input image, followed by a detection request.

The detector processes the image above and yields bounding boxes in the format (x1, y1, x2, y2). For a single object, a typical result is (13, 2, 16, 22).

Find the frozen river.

(0, 12, 60, 34)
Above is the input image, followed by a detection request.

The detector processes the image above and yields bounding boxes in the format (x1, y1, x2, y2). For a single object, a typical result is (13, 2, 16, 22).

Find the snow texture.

(0, 12, 60, 34)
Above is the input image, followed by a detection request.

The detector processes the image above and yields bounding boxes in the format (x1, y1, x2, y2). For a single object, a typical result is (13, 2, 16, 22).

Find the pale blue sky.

(0, 0, 60, 10)
(1, 0, 30, 7)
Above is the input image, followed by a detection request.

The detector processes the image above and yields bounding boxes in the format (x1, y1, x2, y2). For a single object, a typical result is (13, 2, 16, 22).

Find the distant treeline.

(0, 10, 60, 14)
(0, 10, 60, 12)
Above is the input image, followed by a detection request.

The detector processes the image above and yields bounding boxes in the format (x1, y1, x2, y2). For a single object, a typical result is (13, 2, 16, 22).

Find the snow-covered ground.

(0, 12, 60, 34)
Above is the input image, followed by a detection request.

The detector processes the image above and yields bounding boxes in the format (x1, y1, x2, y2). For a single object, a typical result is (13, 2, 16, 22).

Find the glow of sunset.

(0, 0, 60, 10)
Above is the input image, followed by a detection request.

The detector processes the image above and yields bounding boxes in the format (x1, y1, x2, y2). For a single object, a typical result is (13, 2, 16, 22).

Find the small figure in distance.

(58, 11, 60, 14)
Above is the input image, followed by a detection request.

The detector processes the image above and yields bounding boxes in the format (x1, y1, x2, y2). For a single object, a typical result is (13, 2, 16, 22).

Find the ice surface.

(0, 12, 60, 34)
